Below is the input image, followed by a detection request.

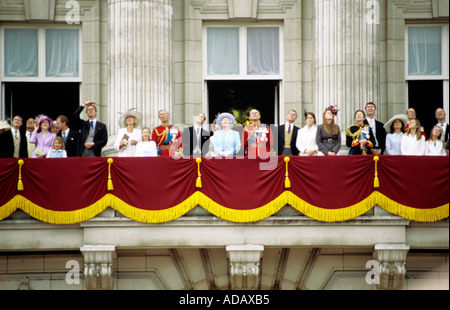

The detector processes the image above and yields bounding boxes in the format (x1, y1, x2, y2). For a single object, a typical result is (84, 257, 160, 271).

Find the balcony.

(0, 156, 448, 290)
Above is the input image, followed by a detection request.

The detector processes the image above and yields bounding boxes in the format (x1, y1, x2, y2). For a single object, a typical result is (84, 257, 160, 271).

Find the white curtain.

(247, 27, 279, 75)
(4, 29, 38, 77)
(408, 27, 442, 76)
(207, 28, 239, 75)
(46, 29, 79, 77)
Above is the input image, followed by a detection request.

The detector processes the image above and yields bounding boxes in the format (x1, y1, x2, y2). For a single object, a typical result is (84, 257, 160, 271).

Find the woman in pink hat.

(30, 114, 57, 158)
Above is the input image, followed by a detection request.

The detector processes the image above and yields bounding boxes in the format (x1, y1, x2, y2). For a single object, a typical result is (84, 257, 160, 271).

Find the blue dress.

(212, 130, 241, 156)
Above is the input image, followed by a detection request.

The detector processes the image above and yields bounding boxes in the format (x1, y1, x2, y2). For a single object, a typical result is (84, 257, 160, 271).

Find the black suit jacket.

(442, 123, 450, 142)
(57, 129, 80, 157)
(277, 124, 300, 155)
(0, 129, 29, 158)
(364, 119, 386, 154)
(73, 106, 108, 157)
(182, 126, 212, 156)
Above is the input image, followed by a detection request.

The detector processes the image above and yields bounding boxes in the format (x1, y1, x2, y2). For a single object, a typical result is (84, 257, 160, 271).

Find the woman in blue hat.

(212, 113, 241, 157)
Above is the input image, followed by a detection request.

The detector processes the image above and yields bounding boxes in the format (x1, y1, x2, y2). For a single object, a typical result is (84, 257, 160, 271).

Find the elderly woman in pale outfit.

(212, 113, 241, 157)
(425, 126, 446, 156)
(114, 109, 142, 157)
(296, 112, 322, 156)
(401, 118, 425, 155)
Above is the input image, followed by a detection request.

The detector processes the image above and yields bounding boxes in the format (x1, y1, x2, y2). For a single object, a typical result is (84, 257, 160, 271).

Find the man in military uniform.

(151, 109, 182, 157)
(242, 109, 273, 158)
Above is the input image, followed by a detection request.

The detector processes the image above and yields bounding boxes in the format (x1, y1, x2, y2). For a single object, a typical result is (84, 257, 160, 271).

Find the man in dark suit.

(364, 102, 386, 155)
(435, 108, 449, 143)
(182, 113, 212, 157)
(56, 115, 79, 157)
(277, 109, 300, 156)
(0, 115, 29, 158)
(73, 101, 108, 157)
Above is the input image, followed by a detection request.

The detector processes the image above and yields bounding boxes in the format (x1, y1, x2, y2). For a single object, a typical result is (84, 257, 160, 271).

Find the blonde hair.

(407, 119, 422, 141)
(53, 136, 65, 150)
(322, 110, 339, 135)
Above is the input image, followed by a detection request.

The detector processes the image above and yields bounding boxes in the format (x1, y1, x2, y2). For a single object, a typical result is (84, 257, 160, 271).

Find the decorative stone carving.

(227, 0, 258, 20)
(374, 244, 410, 290)
(81, 245, 116, 290)
(226, 245, 264, 289)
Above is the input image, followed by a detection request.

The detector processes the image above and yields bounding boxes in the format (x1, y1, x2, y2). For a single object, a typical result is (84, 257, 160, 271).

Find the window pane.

(247, 27, 279, 75)
(46, 29, 79, 77)
(207, 28, 239, 75)
(4, 29, 38, 77)
(408, 27, 442, 75)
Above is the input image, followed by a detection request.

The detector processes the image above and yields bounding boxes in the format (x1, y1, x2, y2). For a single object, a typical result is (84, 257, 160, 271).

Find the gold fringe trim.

(0, 192, 448, 224)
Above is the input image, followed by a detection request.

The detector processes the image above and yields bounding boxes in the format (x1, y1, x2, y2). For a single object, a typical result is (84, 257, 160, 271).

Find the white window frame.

(0, 24, 82, 83)
(202, 23, 284, 81)
(405, 24, 449, 81)
(404, 24, 449, 122)
(202, 23, 284, 124)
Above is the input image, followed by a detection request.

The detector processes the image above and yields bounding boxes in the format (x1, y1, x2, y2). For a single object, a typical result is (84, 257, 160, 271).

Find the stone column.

(314, 0, 379, 131)
(107, 0, 173, 136)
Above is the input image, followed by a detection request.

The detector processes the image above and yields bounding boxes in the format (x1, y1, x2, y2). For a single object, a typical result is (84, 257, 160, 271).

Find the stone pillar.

(314, 0, 379, 130)
(374, 244, 409, 290)
(226, 245, 264, 290)
(81, 245, 116, 290)
(107, 0, 173, 136)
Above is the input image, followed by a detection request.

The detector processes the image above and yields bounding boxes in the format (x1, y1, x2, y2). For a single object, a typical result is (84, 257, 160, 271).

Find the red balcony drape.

(0, 156, 448, 224)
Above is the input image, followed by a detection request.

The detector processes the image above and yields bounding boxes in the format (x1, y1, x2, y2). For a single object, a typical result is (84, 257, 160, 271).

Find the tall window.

(405, 24, 449, 136)
(204, 24, 282, 79)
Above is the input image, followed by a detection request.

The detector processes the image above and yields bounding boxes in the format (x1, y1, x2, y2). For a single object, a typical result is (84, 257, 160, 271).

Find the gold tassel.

(284, 157, 291, 189)
(373, 156, 379, 188)
(196, 157, 202, 188)
(107, 158, 114, 191)
(17, 159, 24, 191)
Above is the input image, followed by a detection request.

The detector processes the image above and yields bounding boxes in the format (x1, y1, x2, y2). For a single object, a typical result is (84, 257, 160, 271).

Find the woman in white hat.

(114, 109, 142, 157)
(212, 113, 241, 157)
(384, 114, 407, 155)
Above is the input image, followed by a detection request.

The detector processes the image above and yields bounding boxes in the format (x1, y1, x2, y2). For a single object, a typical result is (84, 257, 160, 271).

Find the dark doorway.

(4, 82, 80, 129)
(207, 80, 279, 126)
(408, 80, 443, 138)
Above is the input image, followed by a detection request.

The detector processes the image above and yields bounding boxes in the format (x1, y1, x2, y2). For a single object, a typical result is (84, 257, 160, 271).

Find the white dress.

(385, 133, 404, 155)
(425, 140, 446, 156)
(114, 128, 142, 157)
(296, 125, 321, 156)
(135, 141, 157, 157)
(401, 134, 425, 155)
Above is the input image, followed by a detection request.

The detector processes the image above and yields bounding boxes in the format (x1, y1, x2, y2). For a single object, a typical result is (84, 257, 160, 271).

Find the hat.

(384, 114, 408, 132)
(0, 120, 11, 131)
(325, 105, 340, 116)
(118, 108, 142, 128)
(216, 113, 235, 129)
(35, 114, 53, 128)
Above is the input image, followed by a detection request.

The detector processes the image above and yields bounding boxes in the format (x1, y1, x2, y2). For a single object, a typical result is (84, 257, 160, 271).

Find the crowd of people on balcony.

(0, 102, 449, 159)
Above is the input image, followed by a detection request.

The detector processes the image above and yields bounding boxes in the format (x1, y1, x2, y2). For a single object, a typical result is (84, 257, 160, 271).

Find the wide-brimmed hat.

(35, 114, 53, 128)
(118, 108, 142, 128)
(216, 113, 235, 129)
(0, 120, 11, 131)
(384, 114, 408, 132)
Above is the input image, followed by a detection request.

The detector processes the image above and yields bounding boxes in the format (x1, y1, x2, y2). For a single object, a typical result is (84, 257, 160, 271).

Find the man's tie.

(63, 131, 67, 143)
(90, 121, 94, 129)
(287, 125, 291, 134)
(14, 130, 18, 140)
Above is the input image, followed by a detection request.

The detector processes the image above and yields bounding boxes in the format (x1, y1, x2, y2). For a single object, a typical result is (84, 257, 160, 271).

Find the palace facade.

(0, 0, 448, 290)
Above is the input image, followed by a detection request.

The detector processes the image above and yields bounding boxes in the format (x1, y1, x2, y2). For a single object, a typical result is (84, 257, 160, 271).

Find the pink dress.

(30, 131, 57, 158)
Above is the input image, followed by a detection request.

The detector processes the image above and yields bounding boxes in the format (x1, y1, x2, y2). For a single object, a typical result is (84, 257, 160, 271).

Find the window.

(1, 27, 81, 80)
(406, 25, 449, 80)
(204, 24, 282, 79)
